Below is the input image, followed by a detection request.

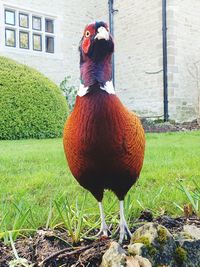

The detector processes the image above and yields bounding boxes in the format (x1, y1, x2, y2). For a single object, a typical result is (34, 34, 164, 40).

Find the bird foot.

(113, 222, 132, 244)
(83, 224, 111, 241)
(95, 223, 112, 238)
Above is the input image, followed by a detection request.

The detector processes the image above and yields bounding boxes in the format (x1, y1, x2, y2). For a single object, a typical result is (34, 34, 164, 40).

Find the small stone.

(100, 241, 127, 267)
(101, 241, 152, 267)
(183, 225, 200, 240)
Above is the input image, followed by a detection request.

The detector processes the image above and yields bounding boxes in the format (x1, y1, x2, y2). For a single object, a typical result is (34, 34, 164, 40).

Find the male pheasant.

(63, 21, 145, 243)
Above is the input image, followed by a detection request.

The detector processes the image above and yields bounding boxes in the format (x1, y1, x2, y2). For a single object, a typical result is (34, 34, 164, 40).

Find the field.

(0, 131, 200, 242)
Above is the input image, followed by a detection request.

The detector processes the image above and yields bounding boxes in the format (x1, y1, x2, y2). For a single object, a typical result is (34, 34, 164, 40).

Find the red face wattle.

(81, 22, 111, 56)
(82, 24, 96, 54)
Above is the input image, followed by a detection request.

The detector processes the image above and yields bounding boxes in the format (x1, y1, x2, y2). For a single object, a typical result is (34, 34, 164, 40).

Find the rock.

(134, 255, 152, 267)
(100, 241, 127, 267)
(183, 225, 200, 240)
(101, 223, 200, 267)
(125, 256, 140, 267)
(130, 222, 177, 266)
(101, 241, 152, 267)
(174, 229, 200, 267)
(180, 239, 200, 267)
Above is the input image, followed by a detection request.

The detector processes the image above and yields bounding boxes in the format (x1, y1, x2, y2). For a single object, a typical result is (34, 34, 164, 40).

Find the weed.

(176, 180, 199, 214)
(54, 192, 89, 243)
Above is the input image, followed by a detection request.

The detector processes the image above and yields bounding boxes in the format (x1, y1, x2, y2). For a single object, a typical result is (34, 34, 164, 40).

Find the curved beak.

(94, 26, 109, 41)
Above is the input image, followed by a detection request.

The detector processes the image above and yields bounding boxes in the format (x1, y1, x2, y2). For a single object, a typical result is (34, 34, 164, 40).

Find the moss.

(132, 236, 157, 257)
(0, 56, 68, 140)
(175, 247, 187, 264)
(132, 236, 150, 246)
(157, 227, 168, 245)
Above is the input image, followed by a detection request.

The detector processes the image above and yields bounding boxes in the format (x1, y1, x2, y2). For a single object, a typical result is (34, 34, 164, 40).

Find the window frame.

(5, 9, 16, 26)
(19, 12, 29, 28)
(5, 28, 16, 47)
(19, 31, 29, 49)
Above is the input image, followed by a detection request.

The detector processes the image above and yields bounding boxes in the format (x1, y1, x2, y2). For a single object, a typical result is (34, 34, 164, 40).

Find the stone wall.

(1, 0, 200, 122)
(167, 0, 200, 122)
(113, 0, 164, 118)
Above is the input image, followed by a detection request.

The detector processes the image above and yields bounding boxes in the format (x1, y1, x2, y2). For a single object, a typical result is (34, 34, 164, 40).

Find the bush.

(0, 57, 68, 140)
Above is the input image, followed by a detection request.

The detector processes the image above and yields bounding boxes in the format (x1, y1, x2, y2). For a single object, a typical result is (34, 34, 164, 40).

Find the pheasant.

(63, 21, 145, 243)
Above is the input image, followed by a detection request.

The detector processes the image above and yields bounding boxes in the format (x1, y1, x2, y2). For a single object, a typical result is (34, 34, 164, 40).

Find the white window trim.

(1, 2, 57, 57)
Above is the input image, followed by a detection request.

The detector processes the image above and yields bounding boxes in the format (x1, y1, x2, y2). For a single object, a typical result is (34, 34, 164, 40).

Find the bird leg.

(118, 200, 132, 243)
(95, 202, 110, 237)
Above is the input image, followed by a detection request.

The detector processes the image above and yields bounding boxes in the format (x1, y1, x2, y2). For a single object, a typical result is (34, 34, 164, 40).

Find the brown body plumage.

(63, 85, 145, 201)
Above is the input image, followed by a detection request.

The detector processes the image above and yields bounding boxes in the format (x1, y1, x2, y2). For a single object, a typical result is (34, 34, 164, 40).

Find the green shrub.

(0, 57, 68, 140)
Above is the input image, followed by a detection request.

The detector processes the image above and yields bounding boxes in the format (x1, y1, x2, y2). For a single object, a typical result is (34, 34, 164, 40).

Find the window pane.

(46, 36, 54, 53)
(5, 29, 16, 47)
(5, 10, 15, 25)
(32, 16, 41, 31)
(45, 19, 54, 33)
(19, 32, 29, 49)
(19, 13, 29, 28)
(33, 34, 42, 51)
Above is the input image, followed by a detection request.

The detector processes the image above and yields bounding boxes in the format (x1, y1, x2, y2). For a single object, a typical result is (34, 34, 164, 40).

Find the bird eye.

(85, 30, 90, 38)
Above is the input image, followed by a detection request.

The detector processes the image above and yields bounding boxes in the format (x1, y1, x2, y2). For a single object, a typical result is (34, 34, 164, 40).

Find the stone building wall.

(0, 0, 200, 122)
(167, 0, 200, 122)
(113, 0, 164, 118)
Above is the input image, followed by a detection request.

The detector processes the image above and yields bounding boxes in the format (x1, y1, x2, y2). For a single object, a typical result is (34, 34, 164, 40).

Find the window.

(33, 34, 42, 51)
(19, 31, 29, 49)
(46, 36, 54, 53)
(32, 16, 41, 31)
(5, 10, 15, 25)
(4, 7, 55, 54)
(45, 19, 54, 33)
(19, 13, 29, 28)
(5, 28, 16, 47)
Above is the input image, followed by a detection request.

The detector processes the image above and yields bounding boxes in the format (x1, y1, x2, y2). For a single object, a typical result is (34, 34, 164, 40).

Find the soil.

(0, 213, 199, 267)
(141, 119, 200, 133)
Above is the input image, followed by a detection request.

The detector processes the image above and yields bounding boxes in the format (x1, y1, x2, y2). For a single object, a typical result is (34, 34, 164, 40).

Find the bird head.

(79, 21, 114, 63)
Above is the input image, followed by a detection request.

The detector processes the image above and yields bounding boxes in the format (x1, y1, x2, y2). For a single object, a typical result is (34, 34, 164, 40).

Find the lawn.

(0, 131, 200, 240)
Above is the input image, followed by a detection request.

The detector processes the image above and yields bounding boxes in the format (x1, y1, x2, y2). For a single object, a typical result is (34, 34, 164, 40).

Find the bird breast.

(63, 90, 145, 182)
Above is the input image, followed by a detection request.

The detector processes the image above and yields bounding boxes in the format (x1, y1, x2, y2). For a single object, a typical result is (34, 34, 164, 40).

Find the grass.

(0, 131, 200, 242)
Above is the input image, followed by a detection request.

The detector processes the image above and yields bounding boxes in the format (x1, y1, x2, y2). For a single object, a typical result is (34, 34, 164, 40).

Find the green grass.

(0, 131, 200, 241)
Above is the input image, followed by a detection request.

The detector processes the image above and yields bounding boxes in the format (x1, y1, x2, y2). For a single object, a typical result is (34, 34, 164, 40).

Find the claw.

(118, 200, 132, 243)
(95, 223, 111, 238)
(83, 202, 111, 241)
(96, 202, 111, 237)
(119, 220, 132, 243)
